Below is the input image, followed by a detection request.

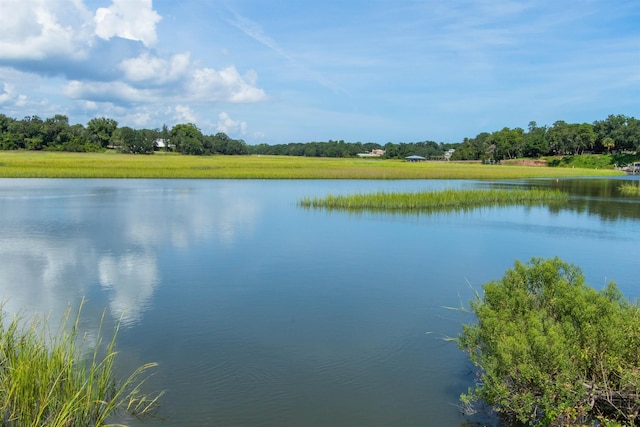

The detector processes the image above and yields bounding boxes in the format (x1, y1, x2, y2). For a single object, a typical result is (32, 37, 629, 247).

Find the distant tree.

(223, 138, 248, 155)
(113, 127, 154, 154)
(522, 121, 549, 158)
(602, 136, 615, 154)
(489, 127, 524, 160)
(160, 124, 170, 151)
(170, 123, 204, 155)
(548, 120, 571, 155)
(210, 132, 230, 154)
(86, 117, 118, 148)
(624, 117, 640, 152)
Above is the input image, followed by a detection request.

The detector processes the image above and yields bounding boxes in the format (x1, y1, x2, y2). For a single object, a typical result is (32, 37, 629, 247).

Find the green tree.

(42, 115, 72, 148)
(522, 121, 549, 158)
(458, 257, 640, 425)
(170, 123, 204, 155)
(115, 127, 155, 154)
(160, 123, 170, 151)
(488, 127, 524, 160)
(548, 120, 572, 155)
(602, 136, 615, 153)
(86, 117, 118, 148)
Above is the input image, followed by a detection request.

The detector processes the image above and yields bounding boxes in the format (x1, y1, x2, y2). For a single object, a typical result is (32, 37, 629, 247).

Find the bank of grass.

(0, 302, 161, 426)
(620, 182, 640, 196)
(545, 153, 616, 169)
(0, 151, 625, 179)
(299, 188, 569, 212)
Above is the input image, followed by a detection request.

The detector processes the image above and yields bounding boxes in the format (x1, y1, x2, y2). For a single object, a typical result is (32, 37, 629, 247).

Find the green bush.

(546, 154, 615, 169)
(458, 257, 640, 425)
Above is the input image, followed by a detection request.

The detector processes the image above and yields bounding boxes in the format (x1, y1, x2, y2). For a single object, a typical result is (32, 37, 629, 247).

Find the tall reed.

(0, 300, 161, 426)
(299, 188, 569, 213)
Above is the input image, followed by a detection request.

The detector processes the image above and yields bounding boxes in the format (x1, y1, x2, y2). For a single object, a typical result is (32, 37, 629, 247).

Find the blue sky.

(0, 0, 638, 145)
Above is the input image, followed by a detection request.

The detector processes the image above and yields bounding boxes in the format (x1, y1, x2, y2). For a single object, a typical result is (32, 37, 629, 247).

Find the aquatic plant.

(299, 188, 569, 212)
(458, 257, 640, 425)
(0, 301, 161, 426)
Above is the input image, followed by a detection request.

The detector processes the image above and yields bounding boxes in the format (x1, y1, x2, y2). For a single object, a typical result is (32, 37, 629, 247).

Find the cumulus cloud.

(94, 0, 161, 47)
(65, 50, 266, 108)
(217, 112, 247, 136)
(0, 0, 267, 137)
(119, 52, 191, 84)
(0, 0, 93, 60)
(0, 82, 29, 108)
(187, 66, 266, 103)
(175, 105, 198, 123)
(0, 83, 15, 104)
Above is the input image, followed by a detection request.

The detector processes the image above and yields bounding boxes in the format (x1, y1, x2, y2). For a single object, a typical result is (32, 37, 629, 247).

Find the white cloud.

(0, 82, 29, 108)
(94, 0, 161, 47)
(15, 94, 28, 107)
(187, 66, 266, 103)
(82, 100, 98, 110)
(217, 112, 247, 136)
(119, 52, 191, 83)
(0, 83, 15, 104)
(175, 105, 198, 123)
(0, 0, 92, 60)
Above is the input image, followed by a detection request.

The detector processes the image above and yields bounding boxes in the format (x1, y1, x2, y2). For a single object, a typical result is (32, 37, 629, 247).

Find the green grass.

(0, 301, 161, 426)
(545, 154, 617, 169)
(299, 188, 569, 213)
(620, 182, 640, 196)
(0, 151, 625, 179)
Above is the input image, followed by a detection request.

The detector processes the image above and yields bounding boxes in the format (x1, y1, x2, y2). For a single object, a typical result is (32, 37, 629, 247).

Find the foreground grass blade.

(0, 300, 161, 426)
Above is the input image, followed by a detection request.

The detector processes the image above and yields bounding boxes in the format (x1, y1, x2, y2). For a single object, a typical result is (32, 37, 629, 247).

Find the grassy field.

(300, 188, 569, 212)
(0, 151, 625, 179)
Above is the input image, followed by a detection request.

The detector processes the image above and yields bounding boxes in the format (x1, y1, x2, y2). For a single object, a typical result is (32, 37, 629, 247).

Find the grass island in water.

(300, 188, 569, 213)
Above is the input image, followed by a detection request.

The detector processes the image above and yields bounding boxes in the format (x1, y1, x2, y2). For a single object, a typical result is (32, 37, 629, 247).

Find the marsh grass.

(619, 182, 640, 196)
(0, 151, 624, 179)
(0, 301, 161, 426)
(299, 188, 569, 213)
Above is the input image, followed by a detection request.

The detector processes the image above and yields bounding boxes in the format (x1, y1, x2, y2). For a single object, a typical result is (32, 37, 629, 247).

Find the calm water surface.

(0, 177, 638, 426)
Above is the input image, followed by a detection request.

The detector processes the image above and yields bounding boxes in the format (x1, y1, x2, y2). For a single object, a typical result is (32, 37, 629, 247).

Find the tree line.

(0, 114, 249, 155)
(452, 115, 640, 161)
(0, 113, 638, 160)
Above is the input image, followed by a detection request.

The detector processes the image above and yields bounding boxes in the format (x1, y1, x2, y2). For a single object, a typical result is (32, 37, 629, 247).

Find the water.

(0, 177, 638, 426)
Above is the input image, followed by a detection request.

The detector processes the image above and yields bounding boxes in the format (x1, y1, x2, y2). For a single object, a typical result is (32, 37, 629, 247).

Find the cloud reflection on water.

(0, 180, 261, 327)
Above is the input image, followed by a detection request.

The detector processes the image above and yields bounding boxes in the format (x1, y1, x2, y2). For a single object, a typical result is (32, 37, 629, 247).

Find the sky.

(0, 0, 638, 145)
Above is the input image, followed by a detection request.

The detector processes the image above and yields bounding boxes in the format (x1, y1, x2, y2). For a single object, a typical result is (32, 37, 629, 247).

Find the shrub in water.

(458, 257, 640, 425)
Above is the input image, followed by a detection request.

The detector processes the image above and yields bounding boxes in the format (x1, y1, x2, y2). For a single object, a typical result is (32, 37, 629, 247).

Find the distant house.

(154, 139, 174, 150)
(357, 149, 386, 158)
(405, 155, 426, 162)
(444, 149, 455, 161)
